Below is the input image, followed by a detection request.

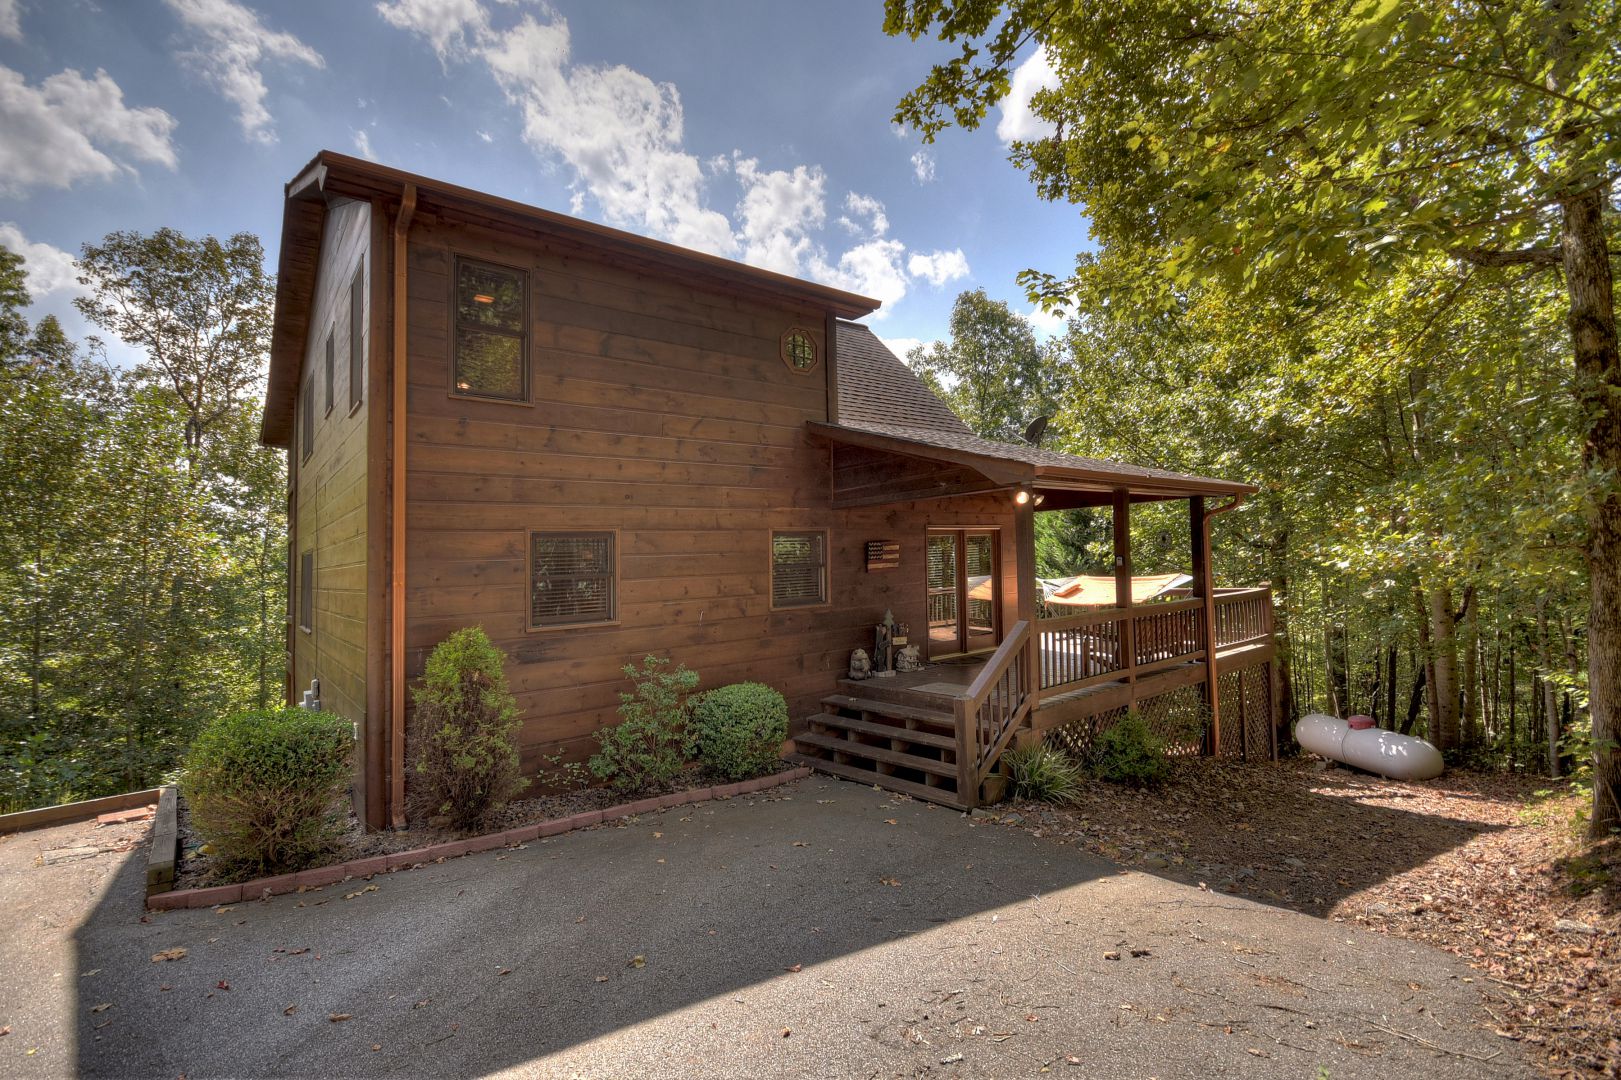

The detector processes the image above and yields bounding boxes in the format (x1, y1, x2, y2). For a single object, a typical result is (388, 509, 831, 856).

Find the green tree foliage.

(887, 0, 1620, 833)
(409, 627, 527, 830)
(909, 288, 1054, 440)
(0, 235, 287, 810)
(0, 245, 29, 362)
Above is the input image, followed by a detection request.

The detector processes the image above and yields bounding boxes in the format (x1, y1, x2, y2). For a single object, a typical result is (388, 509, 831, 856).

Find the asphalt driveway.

(1, 776, 1529, 1078)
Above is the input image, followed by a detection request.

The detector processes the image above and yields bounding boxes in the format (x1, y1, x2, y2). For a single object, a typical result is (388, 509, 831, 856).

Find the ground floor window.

(530, 530, 616, 628)
(771, 530, 828, 608)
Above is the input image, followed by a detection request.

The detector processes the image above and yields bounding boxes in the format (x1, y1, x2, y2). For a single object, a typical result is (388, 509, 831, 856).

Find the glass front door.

(926, 528, 1001, 658)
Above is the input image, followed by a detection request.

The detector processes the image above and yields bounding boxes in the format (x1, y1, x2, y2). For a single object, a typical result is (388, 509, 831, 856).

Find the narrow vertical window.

(323, 329, 335, 415)
(348, 261, 365, 411)
(529, 531, 615, 628)
(299, 550, 314, 632)
(301, 374, 314, 462)
(453, 257, 528, 401)
(771, 530, 828, 608)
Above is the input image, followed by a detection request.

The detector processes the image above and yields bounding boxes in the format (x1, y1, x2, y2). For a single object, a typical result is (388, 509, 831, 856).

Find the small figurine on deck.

(895, 645, 923, 672)
(873, 609, 897, 677)
(848, 648, 872, 680)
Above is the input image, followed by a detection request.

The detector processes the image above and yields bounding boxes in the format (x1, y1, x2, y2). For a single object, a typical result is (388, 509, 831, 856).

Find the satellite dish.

(1023, 415, 1049, 446)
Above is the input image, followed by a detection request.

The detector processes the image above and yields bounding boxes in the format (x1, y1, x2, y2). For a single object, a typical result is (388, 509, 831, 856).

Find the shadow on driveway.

(49, 777, 1533, 1078)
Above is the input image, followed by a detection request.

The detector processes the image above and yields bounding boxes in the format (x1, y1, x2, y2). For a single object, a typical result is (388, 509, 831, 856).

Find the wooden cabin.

(260, 151, 1279, 829)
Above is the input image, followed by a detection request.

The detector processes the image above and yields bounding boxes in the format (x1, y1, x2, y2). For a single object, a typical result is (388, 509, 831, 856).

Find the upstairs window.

(300, 374, 314, 462)
(771, 530, 828, 608)
(299, 551, 314, 632)
(530, 531, 615, 628)
(454, 257, 528, 401)
(323, 329, 335, 415)
(348, 262, 364, 412)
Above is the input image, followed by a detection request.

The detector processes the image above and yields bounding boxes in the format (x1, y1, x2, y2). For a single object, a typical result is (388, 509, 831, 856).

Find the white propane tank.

(1293, 713, 1444, 781)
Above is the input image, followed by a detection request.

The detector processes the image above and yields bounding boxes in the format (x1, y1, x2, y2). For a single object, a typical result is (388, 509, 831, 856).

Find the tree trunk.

(1462, 596, 1480, 749)
(1508, 637, 1517, 771)
(1427, 585, 1460, 751)
(1557, 97, 1621, 843)
(1386, 644, 1398, 732)
(1538, 597, 1562, 778)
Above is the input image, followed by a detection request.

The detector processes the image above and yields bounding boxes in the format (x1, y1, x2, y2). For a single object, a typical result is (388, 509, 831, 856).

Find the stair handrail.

(953, 620, 1034, 805)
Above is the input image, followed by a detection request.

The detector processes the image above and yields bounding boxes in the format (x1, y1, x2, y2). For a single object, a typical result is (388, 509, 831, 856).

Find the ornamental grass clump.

(1002, 741, 1086, 805)
(589, 655, 699, 793)
(409, 626, 527, 830)
(1093, 710, 1172, 788)
(182, 707, 352, 877)
(691, 682, 788, 780)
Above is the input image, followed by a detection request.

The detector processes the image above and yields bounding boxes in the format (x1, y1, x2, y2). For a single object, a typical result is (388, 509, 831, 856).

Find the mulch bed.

(174, 762, 794, 891)
(987, 757, 1619, 1077)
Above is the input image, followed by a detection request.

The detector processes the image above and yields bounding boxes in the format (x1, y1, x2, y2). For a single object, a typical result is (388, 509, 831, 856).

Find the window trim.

(347, 261, 365, 415)
(298, 550, 314, 634)
(526, 528, 619, 632)
(450, 254, 531, 405)
(323, 328, 335, 416)
(779, 327, 819, 375)
(769, 528, 831, 610)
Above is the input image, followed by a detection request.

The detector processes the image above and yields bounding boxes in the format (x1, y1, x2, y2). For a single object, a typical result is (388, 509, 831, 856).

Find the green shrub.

(409, 627, 528, 830)
(691, 682, 788, 780)
(1093, 711, 1171, 787)
(182, 707, 352, 876)
(1003, 741, 1086, 804)
(589, 655, 699, 792)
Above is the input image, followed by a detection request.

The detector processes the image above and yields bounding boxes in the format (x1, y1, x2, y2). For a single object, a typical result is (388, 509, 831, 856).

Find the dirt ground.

(990, 757, 1620, 1076)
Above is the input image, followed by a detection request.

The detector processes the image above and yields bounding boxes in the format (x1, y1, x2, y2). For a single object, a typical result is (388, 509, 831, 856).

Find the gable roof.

(260, 151, 882, 446)
(825, 322, 1253, 499)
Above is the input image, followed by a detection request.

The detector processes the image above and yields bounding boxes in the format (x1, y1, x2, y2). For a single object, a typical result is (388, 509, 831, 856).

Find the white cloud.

(996, 48, 1059, 145)
(734, 156, 824, 273)
(907, 248, 970, 287)
(910, 149, 935, 183)
(375, 0, 489, 60)
(0, 0, 22, 41)
(0, 223, 79, 297)
(0, 65, 177, 195)
(377, 0, 942, 316)
(879, 335, 930, 361)
(1023, 304, 1068, 338)
(353, 128, 377, 161)
(165, 0, 324, 145)
(836, 192, 888, 238)
(476, 129, 494, 143)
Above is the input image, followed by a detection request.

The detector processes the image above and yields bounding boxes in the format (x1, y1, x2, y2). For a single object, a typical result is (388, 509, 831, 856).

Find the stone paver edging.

(146, 767, 813, 911)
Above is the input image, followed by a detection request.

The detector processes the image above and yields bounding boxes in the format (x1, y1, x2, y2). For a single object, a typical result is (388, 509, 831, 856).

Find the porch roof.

(825, 323, 1255, 502)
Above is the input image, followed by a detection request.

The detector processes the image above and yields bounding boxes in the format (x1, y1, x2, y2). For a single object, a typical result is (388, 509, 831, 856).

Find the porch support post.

(1192, 496, 1222, 755)
(1112, 490, 1136, 702)
(1015, 499, 1039, 710)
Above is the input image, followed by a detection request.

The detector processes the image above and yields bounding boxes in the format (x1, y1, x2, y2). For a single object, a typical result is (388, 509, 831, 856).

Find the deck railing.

(1036, 587, 1273, 694)
(954, 619, 1034, 801)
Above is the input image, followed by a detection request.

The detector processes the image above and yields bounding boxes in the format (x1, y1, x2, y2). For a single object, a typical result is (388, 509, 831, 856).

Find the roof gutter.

(389, 183, 417, 830)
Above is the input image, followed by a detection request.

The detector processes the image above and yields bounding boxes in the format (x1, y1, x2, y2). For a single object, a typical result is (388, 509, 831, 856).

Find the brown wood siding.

(402, 216, 1017, 771)
(291, 198, 372, 810)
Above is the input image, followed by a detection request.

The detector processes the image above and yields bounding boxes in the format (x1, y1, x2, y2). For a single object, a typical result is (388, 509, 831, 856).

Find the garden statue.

(873, 609, 898, 677)
(848, 648, 871, 680)
(895, 645, 923, 672)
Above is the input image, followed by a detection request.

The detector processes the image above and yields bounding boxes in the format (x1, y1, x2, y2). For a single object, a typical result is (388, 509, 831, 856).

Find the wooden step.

(783, 753, 968, 810)
(808, 713, 956, 751)
(793, 732, 957, 778)
(821, 694, 955, 729)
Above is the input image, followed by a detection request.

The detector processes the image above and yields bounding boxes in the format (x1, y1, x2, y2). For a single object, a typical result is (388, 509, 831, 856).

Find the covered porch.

(791, 419, 1280, 809)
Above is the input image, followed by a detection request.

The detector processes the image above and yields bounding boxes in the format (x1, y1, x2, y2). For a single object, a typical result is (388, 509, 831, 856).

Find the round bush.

(182, 708, 352, 877)
(690, 682, 788, 780)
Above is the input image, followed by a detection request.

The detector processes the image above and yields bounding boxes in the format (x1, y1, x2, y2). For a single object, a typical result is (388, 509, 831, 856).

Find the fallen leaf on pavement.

(328, 1013, 352, 1023)
(413, 999, 430, 1009)
(496, 968, 511, 976)
(594, 976, 608, 983)
(151, 948, 187, 963)
(880, 877, 901, 887)
(283, 1004, 297, 1016)
(785, 964, 802, 973)
(90, 1003, 112, 1014)
(629, 955, 646, 968)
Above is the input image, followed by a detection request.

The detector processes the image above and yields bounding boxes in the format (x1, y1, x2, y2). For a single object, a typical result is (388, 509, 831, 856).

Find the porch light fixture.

(1013, 490, 1046, 507)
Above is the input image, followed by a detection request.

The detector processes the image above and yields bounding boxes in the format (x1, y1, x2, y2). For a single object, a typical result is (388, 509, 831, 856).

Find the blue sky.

(0, 0, 1087, 368)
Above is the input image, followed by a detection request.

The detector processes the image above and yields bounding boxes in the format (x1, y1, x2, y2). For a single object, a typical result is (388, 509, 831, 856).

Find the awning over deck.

(824, 323, 1254, 508)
